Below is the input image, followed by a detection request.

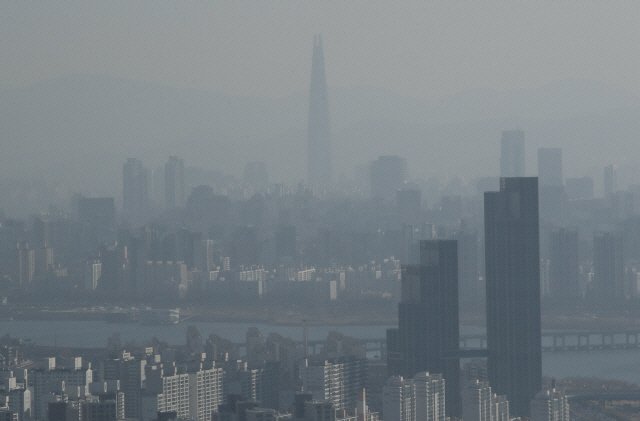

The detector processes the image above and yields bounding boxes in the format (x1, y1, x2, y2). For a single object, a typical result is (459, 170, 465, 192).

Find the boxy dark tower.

(387, 240, 461, 417)
(484, 177, 541, 417)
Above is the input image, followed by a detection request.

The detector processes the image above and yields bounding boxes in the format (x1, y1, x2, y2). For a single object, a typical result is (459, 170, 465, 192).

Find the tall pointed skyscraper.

(308, 34, 332, 187)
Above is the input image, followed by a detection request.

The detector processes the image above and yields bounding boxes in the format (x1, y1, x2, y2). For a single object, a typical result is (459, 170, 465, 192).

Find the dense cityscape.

(3, 4, 640, 421)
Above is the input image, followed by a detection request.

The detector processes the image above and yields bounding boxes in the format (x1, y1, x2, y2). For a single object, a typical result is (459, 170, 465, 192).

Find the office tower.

(165, 155, 185, 209)
(549, 228, 580, 299)
(308, 34, 332, 187)
(123, 158, 150, 215)
(387, 240, 460, 418)
(565, 177, 594, 200)
(484, 177, 541, 417)
(500, 130, 525, 177)
(537, 148, 562, 187)
(604, 165, 617, 197)
(370, 156, 407, 201)
(593, 232, 624, 300)
(530, 389, 569, 421)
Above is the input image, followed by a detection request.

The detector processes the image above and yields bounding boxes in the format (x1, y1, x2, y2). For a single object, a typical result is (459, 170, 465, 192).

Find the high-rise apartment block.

(382, 372, 445, 421)
(500, 130, 525, 177)
(387, 240, 460, 417)
(484, 177, 541, 417)
(530, 389, 569, 421)
(299, 357, 367, 411)
(462, 380, 509, 421)
(307, 35, 332, 187)
(142, 362, 224, 421)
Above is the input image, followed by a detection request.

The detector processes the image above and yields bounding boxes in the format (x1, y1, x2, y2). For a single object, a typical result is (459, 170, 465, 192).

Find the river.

(1, 320, 638, 384)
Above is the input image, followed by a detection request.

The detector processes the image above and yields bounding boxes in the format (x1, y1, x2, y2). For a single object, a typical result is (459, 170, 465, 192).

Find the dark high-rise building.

(500, 130, 525, 177)
(371, 155, 407, 201)
(549, 228, 580, 299)
(123, 158, 149, 215)
(164, 155, 185, 209)
(593, 232, 624, 300)
(484, 177, 541, 417)
(387, 240, 461, 417)
(307, 34, 331, 187)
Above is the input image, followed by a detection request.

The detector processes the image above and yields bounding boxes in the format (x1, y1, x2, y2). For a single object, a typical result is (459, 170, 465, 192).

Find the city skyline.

(1, 3, 640, 420)
(2, 3, 640, 198)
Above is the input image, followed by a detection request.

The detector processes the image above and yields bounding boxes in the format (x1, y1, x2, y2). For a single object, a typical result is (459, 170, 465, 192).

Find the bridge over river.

(309, 330, 640, 355)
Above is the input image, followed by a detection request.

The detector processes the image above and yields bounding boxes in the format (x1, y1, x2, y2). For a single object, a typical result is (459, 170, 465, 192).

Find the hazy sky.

(2, 1, 639, 100)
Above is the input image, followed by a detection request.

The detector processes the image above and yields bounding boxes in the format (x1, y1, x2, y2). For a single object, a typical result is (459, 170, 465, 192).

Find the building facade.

(484, 177, 541, 417)
(387, 240, 460, 417)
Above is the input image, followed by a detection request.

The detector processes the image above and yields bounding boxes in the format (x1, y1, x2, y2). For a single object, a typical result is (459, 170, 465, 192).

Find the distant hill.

(1, 74, 639, 198)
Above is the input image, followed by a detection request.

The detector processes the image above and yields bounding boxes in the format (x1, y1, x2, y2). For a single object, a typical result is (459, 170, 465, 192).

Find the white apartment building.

(383, 372, 445, 421)
(142, 363, 224, 421)
(530, 389, 569, 421)
(300, 357, 367, 411)
(32, 358, 92, 421)
(462, 380, 509, 421)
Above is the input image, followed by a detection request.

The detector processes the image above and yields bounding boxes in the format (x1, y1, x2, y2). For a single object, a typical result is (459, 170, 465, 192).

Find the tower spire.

(307, 34, 332, 187)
